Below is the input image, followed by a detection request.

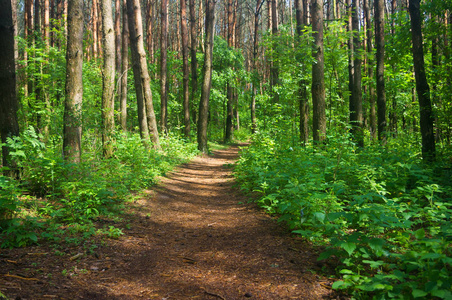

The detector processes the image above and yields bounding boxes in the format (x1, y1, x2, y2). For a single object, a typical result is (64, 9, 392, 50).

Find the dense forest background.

(1, 0, 451, 298)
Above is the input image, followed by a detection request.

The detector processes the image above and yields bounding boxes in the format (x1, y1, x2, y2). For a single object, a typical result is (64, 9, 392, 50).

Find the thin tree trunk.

(225, 0, 234, 143)
(270, 0, 279, 101)
(146, 0, 154, 63)
(197, 0, 216, 153)
(160, 0, 168, 134)
(92, 0, 99, 59)
(350, 0, 363, 147)
(63, 0, 84, 163)
(101, 0, 116, 158)
(181, 0, 190, 138)
(0, 0, 20, 171)
(251, 0, 263, 134)
(364, 0, 376, 141)
(120, 0, 129, 131)
(408, 0, 435, 161)
(375, 0, 387, 142)
(189, 0, 198, 123)
(115, 0, 121, 73)
(295, 0, 309, 145)
(311, 0, 326, 143)
(127, 0, 160, 149)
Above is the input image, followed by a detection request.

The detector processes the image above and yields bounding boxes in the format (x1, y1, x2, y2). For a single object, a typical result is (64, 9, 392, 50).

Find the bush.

(235, 133, 452, 299)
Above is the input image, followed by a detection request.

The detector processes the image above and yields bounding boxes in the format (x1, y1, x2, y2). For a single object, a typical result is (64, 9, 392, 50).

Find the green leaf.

(412, 289, 428, 298)
(341, 242, 356, 256)
(332, 281, 346, 289)
(414, 228, 425, 240)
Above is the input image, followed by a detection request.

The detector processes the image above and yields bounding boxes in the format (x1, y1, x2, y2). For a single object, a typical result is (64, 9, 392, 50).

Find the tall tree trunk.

(295, 0, 309, 145)
(160, 0, 168, 133)
(408, 0, 435, 161)
(189, 0, 198, 123)
(92, 0, 99, 59)
(225, 0, 234, 143)
(364, 0, 376, 141)
(197, 0, 215, 153)
(101, 0, 116, 158)
(375, 0, 387, 142)
(146, 0, 154, 63)
(251, 0, 263, 134)
(63, 0, 84, 163)
(115, 0, 122, 73)
(350, 0, 364, 147)
(270, 0, 279, 101)
(311, 0, 326, 143)
(120, 0, 129, 131)
(127, 0, 160, 149)
(181, 0, 190, 138)
(44, 0, 50, 45)
(0, 0, 20, 171)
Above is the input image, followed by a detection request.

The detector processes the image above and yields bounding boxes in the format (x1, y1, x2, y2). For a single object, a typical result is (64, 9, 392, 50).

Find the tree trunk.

(92, 0, 99, 59)
(146, 0, 155, 63)
(224, 0, 234, 143)
(189, 0, 198, 123)
(270, 0, 279, 101)
(127, 0, 160, 149)
(251, 0, 263, 134)
(350, 0, 363, 147)
(160, 0, 168, 133)
(364, 0, 376, 141)
(197, 0, 215, 154)
(120, 0, 129, 131)
(408, 0, 435, 161)
(115, 0, 122, 73)
(295, 0, 309, 145)
(63, 0, 84, 163)
(181, 0, 190, 138)
(375, 0, 387, 142)
(101, 0, 116, 158)
(0, 0, 20, 171)
(311, 0, 326, 143)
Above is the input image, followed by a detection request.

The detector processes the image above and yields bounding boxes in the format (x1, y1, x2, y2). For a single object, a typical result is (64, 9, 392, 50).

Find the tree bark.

(311, 0, 326, 143)
(350, 0, 363, 147)
(120, 0, 129, 131)
(160, 0, 168, 133)
(101, 0, 116, 158)
(146, 0, 155, 63)
(63, 0, 84, 163)
(0, 0, 20, 171)
(295, 0, 309, 145)
(251, 0, 263, 134)
(197, 0, 216, 153)
(364, 0, 376, 141)
(92, 0, 99, 59)
(115, 0, 122, 73)
(375, 0, 387, 142)
(189, 0, 198, 125)
(225, 0, 234, 143)
(127, 0, 160, 149)
(408, 0, 435, 161)
(181, 0, 190, 138)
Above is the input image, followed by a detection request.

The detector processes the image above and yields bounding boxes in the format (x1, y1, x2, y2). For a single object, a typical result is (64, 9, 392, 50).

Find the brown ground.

(0, 145, 341, 300)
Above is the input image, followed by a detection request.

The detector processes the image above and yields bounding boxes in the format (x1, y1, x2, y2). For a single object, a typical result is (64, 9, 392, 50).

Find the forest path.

(1, 145, 337, 299)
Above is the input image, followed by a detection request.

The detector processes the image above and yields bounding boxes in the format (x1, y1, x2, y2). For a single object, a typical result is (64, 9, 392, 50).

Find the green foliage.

(0, 131, 199, 248)
(235, 134, 452, 299)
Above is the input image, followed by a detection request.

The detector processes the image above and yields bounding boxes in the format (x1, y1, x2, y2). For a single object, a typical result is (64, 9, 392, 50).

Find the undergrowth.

(235, 132, 452, 299)
(0, 127, 199, 248)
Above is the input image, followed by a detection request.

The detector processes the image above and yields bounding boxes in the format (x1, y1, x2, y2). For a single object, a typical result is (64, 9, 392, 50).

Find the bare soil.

(1, 145, 341, 300)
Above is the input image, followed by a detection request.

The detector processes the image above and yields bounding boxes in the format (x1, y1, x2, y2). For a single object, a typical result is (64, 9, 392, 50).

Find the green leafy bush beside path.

(235, 133, 452, 299)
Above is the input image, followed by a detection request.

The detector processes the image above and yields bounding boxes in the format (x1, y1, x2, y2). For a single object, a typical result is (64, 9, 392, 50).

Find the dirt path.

(1, 145, 337, 299)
